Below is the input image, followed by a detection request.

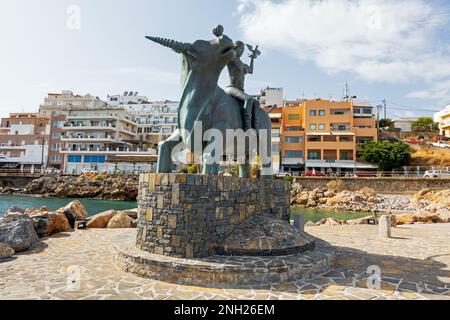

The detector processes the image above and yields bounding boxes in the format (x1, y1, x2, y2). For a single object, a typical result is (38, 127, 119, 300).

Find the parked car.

(45, 168, 62, 174)
(423, 170, 450, 178)
(276, 171, 292, 177)
(304, 170, 325, 177)
(427, 141, 450, 149)
(81, 168, 98, 175)
(405, 139, 421, 145)
(355, 170, 377, 177)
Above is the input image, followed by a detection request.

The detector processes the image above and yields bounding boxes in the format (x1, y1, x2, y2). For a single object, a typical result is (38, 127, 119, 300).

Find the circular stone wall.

(114, 241, 335, 287)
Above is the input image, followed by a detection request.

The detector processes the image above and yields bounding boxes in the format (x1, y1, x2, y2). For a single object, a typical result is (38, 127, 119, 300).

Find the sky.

(1, 0, 450, 119)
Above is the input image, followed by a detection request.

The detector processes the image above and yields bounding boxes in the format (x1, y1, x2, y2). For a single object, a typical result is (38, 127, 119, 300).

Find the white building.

(60, 105, 156, 174)
(107, 92, 179, 146)
(393, 118, 419, 132)
(435, 105, 450, 138)
(260, 87, 284, 108)
(106, 91, 149, 107)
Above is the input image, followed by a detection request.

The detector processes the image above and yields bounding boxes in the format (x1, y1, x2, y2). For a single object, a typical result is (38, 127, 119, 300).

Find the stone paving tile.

(0, 225, 450, 300)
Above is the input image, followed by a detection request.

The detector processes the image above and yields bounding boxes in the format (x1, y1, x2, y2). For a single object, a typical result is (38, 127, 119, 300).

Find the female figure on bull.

(213, 25, 259, 131)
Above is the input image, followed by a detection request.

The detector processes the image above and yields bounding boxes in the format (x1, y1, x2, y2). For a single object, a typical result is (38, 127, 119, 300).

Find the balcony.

(61, 135, 124, 143)
(60, 147, 157, 155)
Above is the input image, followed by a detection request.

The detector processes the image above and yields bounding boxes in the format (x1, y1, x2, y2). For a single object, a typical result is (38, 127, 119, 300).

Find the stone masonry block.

(145, 208, 154, 221)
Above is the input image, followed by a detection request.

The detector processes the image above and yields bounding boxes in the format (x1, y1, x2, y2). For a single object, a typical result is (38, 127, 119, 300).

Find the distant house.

(393, 118, 418, 132)
(435, 105, 450, 138)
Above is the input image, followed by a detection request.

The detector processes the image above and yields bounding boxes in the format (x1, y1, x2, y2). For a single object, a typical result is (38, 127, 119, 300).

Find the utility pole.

(376, 104, 383, 141)
(382, 99, 387, 119)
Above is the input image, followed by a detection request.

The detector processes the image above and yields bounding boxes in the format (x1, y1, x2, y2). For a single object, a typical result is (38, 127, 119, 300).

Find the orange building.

(280, 99, 378, 175)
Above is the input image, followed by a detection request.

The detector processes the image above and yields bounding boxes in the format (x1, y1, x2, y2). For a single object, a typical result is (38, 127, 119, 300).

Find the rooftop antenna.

(343, 82, 350, 100)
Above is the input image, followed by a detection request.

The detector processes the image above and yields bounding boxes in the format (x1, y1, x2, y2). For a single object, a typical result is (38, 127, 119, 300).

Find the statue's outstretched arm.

(245, 58, 254, 75)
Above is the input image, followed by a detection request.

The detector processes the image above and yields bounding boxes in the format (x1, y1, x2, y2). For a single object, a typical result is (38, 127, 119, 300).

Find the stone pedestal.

(378, 215, 392, 238)
(115, 173, 335, 286)
(135, 173, 294, 258)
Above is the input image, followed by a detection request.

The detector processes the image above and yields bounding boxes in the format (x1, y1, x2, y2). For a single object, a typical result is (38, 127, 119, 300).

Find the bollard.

(294, 215, 305, 233)
(378, 215, 391, 238)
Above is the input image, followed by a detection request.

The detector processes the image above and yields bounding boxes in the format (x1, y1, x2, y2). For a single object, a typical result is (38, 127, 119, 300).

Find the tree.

(379, 118, 394, 129)
(412, 117, 439, 132)
(360, 141, 411, 171)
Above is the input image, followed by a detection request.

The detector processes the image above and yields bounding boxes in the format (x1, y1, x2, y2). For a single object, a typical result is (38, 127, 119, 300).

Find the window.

(338, 125, 347, 131)
(288, 114, 300, 121)
(285, 126, 302, 132)
(319, 110, 326, 116)
(308, 151, 321, 160)
(308, 137, 321, 142)
(310, 110, 317, 117)
(285, 150, 303, 158)
(363, 108, 373, 114)
(309, 124, 317, 130)
(52, 155, 61, 162)
(285, 136, 301, 144)
(67, 155, 82, 163)
(52, 132, 61, 139)
(340, 137, 352, 142)
(51, 144, 61, 151)
(318, 124, 325, 130)
(340, 151, 353, 161)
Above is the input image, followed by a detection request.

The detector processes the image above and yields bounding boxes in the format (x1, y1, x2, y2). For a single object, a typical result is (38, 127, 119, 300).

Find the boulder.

(395, 214, 417, 225)
(47, 212, 71, 236)
(107, 211, 133, 228)
(346, 216, 376, 225)
(0, 243, 15, 259)
(305, 220, 316, 227)
(415, 211, 444, 224)
(5, 206, 26, 215)
(0, 214, 39, 252)
(34, 218, 51, 238)
(87, 210, 117, 228)
(323, 218, 341, 226)
(122, 209, 138, 219)
(62, 200, 87, 221)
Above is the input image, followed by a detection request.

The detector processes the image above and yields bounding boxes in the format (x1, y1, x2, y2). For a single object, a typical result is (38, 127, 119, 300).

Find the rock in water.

(0, 214, 39, 252)
(87, 210, 117, 228)
(107, 211, 133, 228)
(0, 243, 15, 259)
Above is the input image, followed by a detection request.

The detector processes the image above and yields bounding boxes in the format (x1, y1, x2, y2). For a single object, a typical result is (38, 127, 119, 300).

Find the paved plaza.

(1, 224, 449, 300)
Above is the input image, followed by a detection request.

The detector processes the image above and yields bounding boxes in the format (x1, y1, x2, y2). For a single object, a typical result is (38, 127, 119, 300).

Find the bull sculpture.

(145, 27, 272, 178)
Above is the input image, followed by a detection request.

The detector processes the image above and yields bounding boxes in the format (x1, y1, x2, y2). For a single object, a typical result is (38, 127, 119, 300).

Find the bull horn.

(145, 36, 191, 54)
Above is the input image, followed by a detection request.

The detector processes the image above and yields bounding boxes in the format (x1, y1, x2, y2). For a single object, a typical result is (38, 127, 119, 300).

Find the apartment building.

(0, 113, 50, 172)
(107, 92, 179, 146)
(39, 91, 107, 170)
(435, 105, 450, 138)
(127, 102, 178, 146)
(60, 105, 156, 174)
(264, 106, 283, 172)
(280, 99, 378, 174)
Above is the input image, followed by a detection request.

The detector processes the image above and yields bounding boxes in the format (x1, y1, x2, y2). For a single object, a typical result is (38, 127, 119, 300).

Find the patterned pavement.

(0, 224, 449, 300)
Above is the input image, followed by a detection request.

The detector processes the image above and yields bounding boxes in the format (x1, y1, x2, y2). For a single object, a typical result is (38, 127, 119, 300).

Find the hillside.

(409, 145, 450, 167)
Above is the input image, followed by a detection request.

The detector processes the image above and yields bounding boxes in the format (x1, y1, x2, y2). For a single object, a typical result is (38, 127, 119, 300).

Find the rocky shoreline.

(0, 200, 139, 259)
(291, 181, 450, 226)
(0, 174, 139, 201)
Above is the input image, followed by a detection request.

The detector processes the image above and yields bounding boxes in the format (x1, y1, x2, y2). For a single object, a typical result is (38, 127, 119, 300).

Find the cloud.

(407, 80, 450, 103)
(237, 0, 450, 100)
